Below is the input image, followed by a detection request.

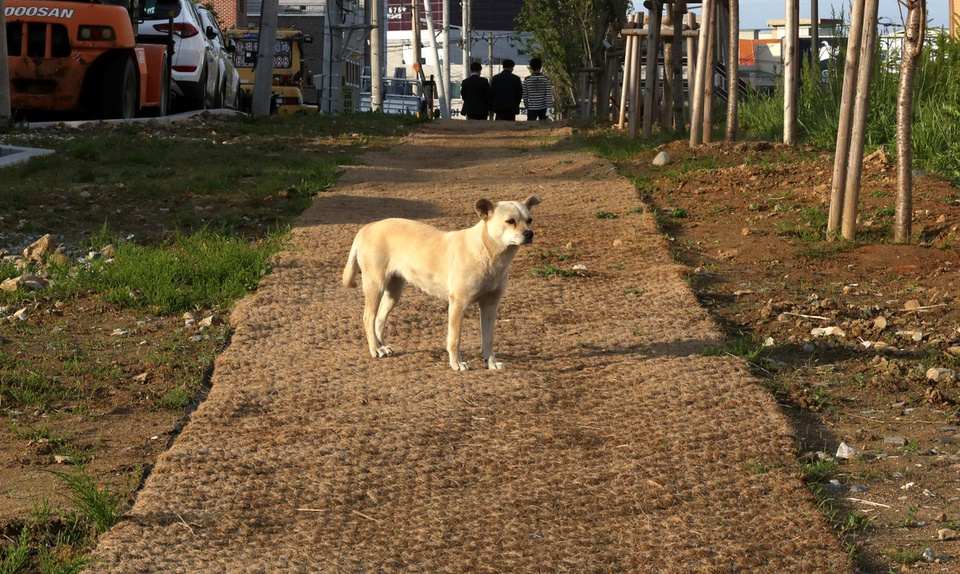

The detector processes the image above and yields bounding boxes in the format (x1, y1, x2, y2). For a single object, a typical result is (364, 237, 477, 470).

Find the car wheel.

(100, 55, 139, 119)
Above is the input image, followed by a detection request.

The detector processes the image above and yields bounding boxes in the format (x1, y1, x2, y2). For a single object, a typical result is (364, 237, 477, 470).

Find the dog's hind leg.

(479, 294, 503, 370)
(447, 297, 469, 371)
(374, 275, 404, 356)
(362, 274, 385, 358)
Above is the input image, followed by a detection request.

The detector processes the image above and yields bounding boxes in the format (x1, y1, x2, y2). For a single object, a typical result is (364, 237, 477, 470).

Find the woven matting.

(91, 122, 850, 572)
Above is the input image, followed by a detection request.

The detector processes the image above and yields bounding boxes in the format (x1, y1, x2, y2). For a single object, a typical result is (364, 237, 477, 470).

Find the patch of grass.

(797, 240, 855, 260)
(777, 207, 828, 242)
(65, 230, 282, 314)
(573, 130, 670, 162)
(0, 365, 83, 411)
(903, 439, 921, 454)
(670, 208, 688, 219)
(886, 548, 924, 565)
(801, 458, 838, 484)
(157, 386, 193, 410)
(704, 335, 765, 363)
(53, 471, 120, 534)
(532, 264, 582, 278)
(595, 210, 619, 220)
(0, 528, 30, 574)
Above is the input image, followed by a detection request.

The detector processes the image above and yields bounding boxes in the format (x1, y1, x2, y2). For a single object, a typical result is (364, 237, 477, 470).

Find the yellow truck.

(226, 27, 314, 113)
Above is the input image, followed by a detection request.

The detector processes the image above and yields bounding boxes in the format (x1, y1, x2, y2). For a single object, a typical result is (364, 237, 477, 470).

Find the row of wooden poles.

(615, 0, 927, 243)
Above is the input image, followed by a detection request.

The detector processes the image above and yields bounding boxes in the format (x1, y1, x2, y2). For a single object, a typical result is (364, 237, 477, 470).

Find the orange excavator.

(4, 0, 177, 118)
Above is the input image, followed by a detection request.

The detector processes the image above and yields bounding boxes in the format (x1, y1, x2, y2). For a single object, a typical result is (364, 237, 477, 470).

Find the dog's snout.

(523, 229, 534, 243)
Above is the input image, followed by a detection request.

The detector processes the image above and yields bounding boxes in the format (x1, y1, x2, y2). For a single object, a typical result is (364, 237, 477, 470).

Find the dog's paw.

(376, 345, 394, 358)
(450, 361, 469, 372)
(484, 357, 504, 370)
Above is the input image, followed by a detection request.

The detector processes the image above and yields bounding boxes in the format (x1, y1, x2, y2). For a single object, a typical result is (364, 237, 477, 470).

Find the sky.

(637, 1, 951, 30)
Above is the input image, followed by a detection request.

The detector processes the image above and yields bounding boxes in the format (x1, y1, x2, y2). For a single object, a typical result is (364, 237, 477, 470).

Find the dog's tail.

(342, 234, 361, 288)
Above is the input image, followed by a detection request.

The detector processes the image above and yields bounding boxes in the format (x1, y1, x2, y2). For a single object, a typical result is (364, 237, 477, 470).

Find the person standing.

(523, 57, 553, 121)
(490, 59, 523, 121)
(460, 61, 491, 120)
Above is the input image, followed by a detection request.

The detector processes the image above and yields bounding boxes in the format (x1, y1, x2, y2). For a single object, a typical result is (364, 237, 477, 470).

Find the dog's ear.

(475, 198, 494, 220)
(523, 195, 541, 209)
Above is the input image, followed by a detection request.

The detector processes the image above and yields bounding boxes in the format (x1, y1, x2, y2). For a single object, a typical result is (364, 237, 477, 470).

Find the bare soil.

(609, 138, 960, 572)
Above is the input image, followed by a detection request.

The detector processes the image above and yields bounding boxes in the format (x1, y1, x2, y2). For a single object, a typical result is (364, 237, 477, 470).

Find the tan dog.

(342, 196, 540, 371)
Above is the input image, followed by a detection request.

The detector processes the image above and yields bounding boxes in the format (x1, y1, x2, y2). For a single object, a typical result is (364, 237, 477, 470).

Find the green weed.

(532, 264, 582, 278)
(157, 386, 193, 410)
(53, 472, 120, 534)
(704, 336, 765, 363)
(595, 210, 619, 220)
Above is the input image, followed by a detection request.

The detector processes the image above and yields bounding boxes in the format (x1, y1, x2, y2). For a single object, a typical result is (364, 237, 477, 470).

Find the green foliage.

(53, 472, 121, 534)
(740, 32, 960, 183)
(532, 263, 582, 278)
(517, 0, 628, 113)
(0, 529, 30, 574)
(595, 210, 618, 219)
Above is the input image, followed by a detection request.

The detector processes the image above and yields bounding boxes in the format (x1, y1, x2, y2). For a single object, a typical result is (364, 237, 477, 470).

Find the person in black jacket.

(490, 59, 523, 121)
(459, 61, 490, 120)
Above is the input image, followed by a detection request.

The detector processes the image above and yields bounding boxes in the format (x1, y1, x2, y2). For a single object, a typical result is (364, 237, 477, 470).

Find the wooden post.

(702, 0, 716, 143)
(643, 0, 662, 137)
(685, 12, 697, 126)
(661, 6, 674, 130)
(895, 0, 926, 244)
(725, 0, 740, 141)
(629, 13, 644, 138)
(619, 15, 638, 129)
(826, 0, 865, 237)
(841, 0, 880, 240)
(0, 0, 10, 122)
(783, 0, 799, 145)
(689, 0, 711, 146)
(599, 49, 615, 123)
(810, 0, 819, 67)
(671, 1, 685, 130)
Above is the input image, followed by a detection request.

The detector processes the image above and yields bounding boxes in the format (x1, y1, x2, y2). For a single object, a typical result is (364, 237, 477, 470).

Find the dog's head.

(476, 195, 541, 246)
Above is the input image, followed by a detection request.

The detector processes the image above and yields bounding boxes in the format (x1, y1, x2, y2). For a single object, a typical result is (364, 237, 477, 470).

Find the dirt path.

(92, 122, 850, 572)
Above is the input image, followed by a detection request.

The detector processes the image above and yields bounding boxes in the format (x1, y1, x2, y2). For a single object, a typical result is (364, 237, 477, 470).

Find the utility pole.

(252, 0, 279, 116)
(462, 0, 470, 81)
(370, 0, 383, 111)
(441, 0, 450, 117)
(423, 0, 448, 115)
(412, 0, 422, 95)
(0, 0, 11, 123)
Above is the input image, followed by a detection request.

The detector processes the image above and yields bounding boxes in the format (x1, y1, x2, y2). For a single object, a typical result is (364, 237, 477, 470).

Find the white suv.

(197, 6, 241, 109)
(138, 0, 218, 109)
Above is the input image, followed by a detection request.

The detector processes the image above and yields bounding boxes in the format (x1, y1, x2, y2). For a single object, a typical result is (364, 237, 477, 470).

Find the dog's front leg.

(447, 297, 469, 371)
(479, 294, 503, 370)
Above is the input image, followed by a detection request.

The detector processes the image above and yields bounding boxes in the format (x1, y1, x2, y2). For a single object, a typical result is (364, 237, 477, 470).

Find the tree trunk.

(618, 19, 636, 129)
(895, 1, 926, 244)
(827, 0, 866, 238)
(685, 12, 697, 127)
(783, 0, 799, 145)
(629, 13, 644, 138)
(725, 0, 739, 141)
(643, 0, 662, 137)
(841, 0, 880, 240)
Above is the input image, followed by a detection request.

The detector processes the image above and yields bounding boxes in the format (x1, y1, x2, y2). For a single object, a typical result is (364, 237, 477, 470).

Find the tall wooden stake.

(702, 0, 716, 143)
(629, 13, 644, 138)
(662, 8, 674, 131)
(841, 0, 880, 240)
(643, 0, 662, 137)
(783, 0, 799, 145)
(671, 2, 685, 130)
(827, 0, 865, 237)
(810, 0, 819, 67)
(690, 0, 711, 146)
(685, 12, 697, 126)
(895, 0, 926, 244)
(618, 16, 636, 129)
(725, 0, 739, 141)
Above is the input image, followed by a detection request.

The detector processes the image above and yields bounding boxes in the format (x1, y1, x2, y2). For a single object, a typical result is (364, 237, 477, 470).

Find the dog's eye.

(506, 218, 516, 225)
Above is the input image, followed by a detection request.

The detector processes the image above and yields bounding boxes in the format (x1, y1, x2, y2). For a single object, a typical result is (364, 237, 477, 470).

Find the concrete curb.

(0, 145, 55, 169)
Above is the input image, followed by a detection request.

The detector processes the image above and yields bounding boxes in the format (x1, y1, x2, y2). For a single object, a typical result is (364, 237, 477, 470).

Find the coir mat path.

(91, 122, 850, 572)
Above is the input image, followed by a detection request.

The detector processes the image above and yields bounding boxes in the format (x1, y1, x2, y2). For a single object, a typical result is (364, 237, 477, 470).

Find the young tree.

(725, 0, 739, 141)
(895, 0, 926, 243)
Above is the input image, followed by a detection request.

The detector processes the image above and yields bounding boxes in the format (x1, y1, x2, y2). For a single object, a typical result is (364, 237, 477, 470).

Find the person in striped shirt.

(523, 58, 553, 121)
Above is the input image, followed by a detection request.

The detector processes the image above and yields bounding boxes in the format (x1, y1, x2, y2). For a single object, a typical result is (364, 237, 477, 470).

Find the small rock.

(904, 299, 921, 311)
(100, 244, 116, 258)
(652, 150, 671, 166)
(927, 367, 956, 384)
(198, 315, 215, 329)
(897, 330, 924, 342)
(836, 442, 858, 460)
(189, 334, 204, 342)
(17, 274, 48, 290)
(811, 326, 846, 338)
(884, 436, 907, 447)
(874, 316, 888, 331)
(763, 337, 775, 347)
(937, 214, 947, 225)
(133, 372, 150, 383)
(901, 481, 916, 490)
(111, 328, 129, 336)
(848, 484, 868, 494)
(612, 239, 623, 248)
(571, 264, 587, 272)
(23, 234, 56, 262)
(47, 251, 69, 267)
(921, 547, 936, 563)
(12, 308, 28, 321)
(53, 454, 73, 465)
(947, 346, 960, 357)
(741, 227, 751, 236)
(938, 528, 958, 541)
